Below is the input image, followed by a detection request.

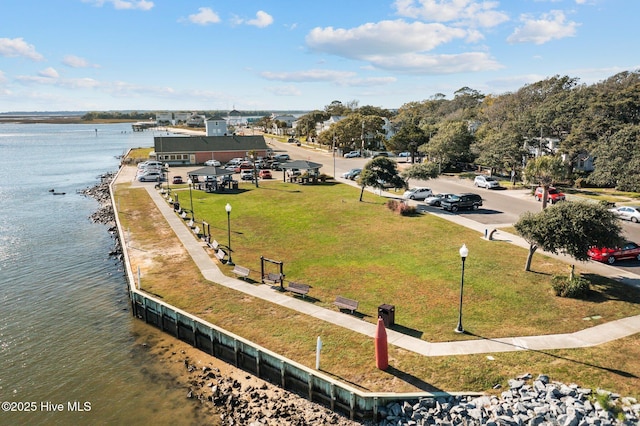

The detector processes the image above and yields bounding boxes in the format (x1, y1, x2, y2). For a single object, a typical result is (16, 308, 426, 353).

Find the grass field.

(115, 176, 640, 397)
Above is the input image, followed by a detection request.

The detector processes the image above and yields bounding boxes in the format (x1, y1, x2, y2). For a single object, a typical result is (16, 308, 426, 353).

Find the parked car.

(287, 138, 301, 146)
(534, 187, 565, 204)
(587, 242, 640, 264)
(610, 206, 640, 223)
(286, 168, 301, 177)
(474, 175, 500, 189)
(172, 175, 183, 184)
(240, 169, 254, 180)
(273, 154, 290, 161)
(341, 168, 361, 180)
(344, 151, 361, 158)
(372, 151, 389, 158)
(204, 159, 221, 167)
(258, 169, 273, 179)
(424, 193, 454, 207)
(402, 187, 433, 200)
(441, 193, 483, 212)
(234, 162, 253, 173)
(138, 172, 162, 182)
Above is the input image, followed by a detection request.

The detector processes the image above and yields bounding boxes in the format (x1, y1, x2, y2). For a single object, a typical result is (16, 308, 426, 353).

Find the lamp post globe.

(455, 244, 469, 334)
(225, 203, 234, 265)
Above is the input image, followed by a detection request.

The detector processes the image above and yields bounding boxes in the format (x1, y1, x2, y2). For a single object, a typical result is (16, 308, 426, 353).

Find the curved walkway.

(121, 166, 640, 357)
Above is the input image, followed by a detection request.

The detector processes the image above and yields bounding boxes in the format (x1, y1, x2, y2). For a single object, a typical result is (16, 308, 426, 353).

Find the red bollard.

(375, 317, 388, 370)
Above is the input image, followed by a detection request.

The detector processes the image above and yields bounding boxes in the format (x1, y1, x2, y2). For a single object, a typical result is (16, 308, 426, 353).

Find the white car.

(344, 151, 361, 158)
(204, 159, 221, 166)
(240, 169, 254, 180)
(610, 206, 640, 223)
(474, 175, 500, 189)
(402, 187, 433, 200)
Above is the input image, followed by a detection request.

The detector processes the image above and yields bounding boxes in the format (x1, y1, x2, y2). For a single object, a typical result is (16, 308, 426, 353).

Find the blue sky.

(1, 0, 638, 113)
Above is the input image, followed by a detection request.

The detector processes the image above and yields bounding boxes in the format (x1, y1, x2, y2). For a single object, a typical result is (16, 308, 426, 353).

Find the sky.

(1, 0, 638, 113)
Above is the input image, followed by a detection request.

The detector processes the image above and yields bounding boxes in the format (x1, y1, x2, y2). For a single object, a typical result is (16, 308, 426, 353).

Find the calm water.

(0, 123, 207, 425)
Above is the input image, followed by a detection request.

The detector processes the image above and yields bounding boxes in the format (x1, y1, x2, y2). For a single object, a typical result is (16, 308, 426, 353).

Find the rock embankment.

(181, 356, 364, 426)
(81, 172, 122, 260)
(378, 374, 639, 425)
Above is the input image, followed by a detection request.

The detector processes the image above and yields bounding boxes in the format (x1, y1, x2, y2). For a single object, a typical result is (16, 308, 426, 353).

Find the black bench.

(334, 296, 358, 313)
(232, 265, 250, 280)
(287, 282, 310, 298)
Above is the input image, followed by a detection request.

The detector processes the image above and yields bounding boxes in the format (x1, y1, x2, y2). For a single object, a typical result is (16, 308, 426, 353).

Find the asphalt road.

(266, 137, 640, 274)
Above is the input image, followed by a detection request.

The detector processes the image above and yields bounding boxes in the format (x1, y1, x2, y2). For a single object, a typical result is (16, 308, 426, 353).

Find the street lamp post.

(187, 178, 194, 220)
(164, 163, 169, 193)
(225, 203, 234, 266)
(455, 244, 469, 334)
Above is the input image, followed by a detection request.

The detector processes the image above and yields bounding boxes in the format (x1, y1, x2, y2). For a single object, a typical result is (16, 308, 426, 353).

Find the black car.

(441, 193, 483, 212)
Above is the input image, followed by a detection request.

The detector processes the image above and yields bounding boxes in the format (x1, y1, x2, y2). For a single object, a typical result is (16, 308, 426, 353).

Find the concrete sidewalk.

(123, 168, 640, 357)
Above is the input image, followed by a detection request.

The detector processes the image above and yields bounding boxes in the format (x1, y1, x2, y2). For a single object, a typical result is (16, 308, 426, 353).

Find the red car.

(587, 242, 640, 264)
(258, 169, 273, 179)
(534, 187, 565, 204)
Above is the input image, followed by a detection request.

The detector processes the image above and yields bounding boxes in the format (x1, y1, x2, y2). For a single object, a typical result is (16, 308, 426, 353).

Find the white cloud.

(62, 55, 100, 68)
(307, 20, 468, 58)
(246, 11, 274, 28)
(367, 51, 502, 74)
(265, 85, 302, 96)
(393, 0, 509, 27)
(38, 67, 59, 79)
(187, 7, 221, 25)
(507, 10, 579, 45)
(0, 38, 44, 61)
(261, 69, 356, 82)
(84, 0, 154, 11)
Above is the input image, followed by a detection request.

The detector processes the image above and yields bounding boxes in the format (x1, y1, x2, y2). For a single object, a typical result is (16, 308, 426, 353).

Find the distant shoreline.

(0, 116, 133, 125)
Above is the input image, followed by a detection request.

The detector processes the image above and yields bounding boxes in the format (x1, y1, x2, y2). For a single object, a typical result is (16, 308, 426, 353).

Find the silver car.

(474, 175, 500, 189)
(610, 206, 640, 223)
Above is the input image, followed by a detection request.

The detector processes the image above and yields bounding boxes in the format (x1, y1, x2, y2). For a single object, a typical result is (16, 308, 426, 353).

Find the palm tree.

(523, 156, 565, 209)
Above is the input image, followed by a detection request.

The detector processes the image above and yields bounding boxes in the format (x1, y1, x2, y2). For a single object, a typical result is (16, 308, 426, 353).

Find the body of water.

(0, 123, 209, 425)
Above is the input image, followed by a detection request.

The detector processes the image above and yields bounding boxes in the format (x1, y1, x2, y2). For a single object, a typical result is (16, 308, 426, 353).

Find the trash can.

(173, 202, 180, 211)
(378, 304, 395, 327)
(232, 181, 239, 190)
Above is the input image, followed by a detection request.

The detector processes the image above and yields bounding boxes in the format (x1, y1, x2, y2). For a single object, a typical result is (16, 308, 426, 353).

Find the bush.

(551, 274, 590, 298)
(386, 200, 417, 216)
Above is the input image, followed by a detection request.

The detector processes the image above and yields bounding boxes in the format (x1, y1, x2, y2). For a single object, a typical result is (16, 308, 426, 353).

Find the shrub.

(386, 200, 417, 216)
(551, 274, 590, 298)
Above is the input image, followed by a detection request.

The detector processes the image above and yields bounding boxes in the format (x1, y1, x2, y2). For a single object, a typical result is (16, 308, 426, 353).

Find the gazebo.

(187, 166, 236, 191)
(279, 160, 323, 183)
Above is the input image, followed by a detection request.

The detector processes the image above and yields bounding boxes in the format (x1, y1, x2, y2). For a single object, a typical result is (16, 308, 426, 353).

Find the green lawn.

(178, 179, 640, 341)
(115, 179, 640, 397)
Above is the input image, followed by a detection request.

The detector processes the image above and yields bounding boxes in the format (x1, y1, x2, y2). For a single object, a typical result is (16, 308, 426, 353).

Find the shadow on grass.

(465, 331, 639, 379)
(582, 273, 640, 304)
(390, 324, 424, 338)
(385, 366, 445, 392)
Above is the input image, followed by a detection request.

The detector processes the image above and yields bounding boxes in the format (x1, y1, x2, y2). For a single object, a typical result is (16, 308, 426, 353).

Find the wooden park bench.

(334, 296, 358, 314)
(193, 225, 200, 235)
(181, 211, 188, 220)
(286, 282, 310, 298)
(263, 272, 283, 286)
(232, 265, 250, 280)
(208, 239, 220, 250)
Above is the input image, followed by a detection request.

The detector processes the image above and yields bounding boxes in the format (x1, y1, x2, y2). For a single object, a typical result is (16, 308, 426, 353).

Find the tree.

(419, 121, 473, 172)
(401, 162, 440, 181)
(522, 156, 565, 209)
(387, 123, 428, 163)
(357, 157, 406, 201)
(589, 124, 640, 191)
(514, 201, 624, 272)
